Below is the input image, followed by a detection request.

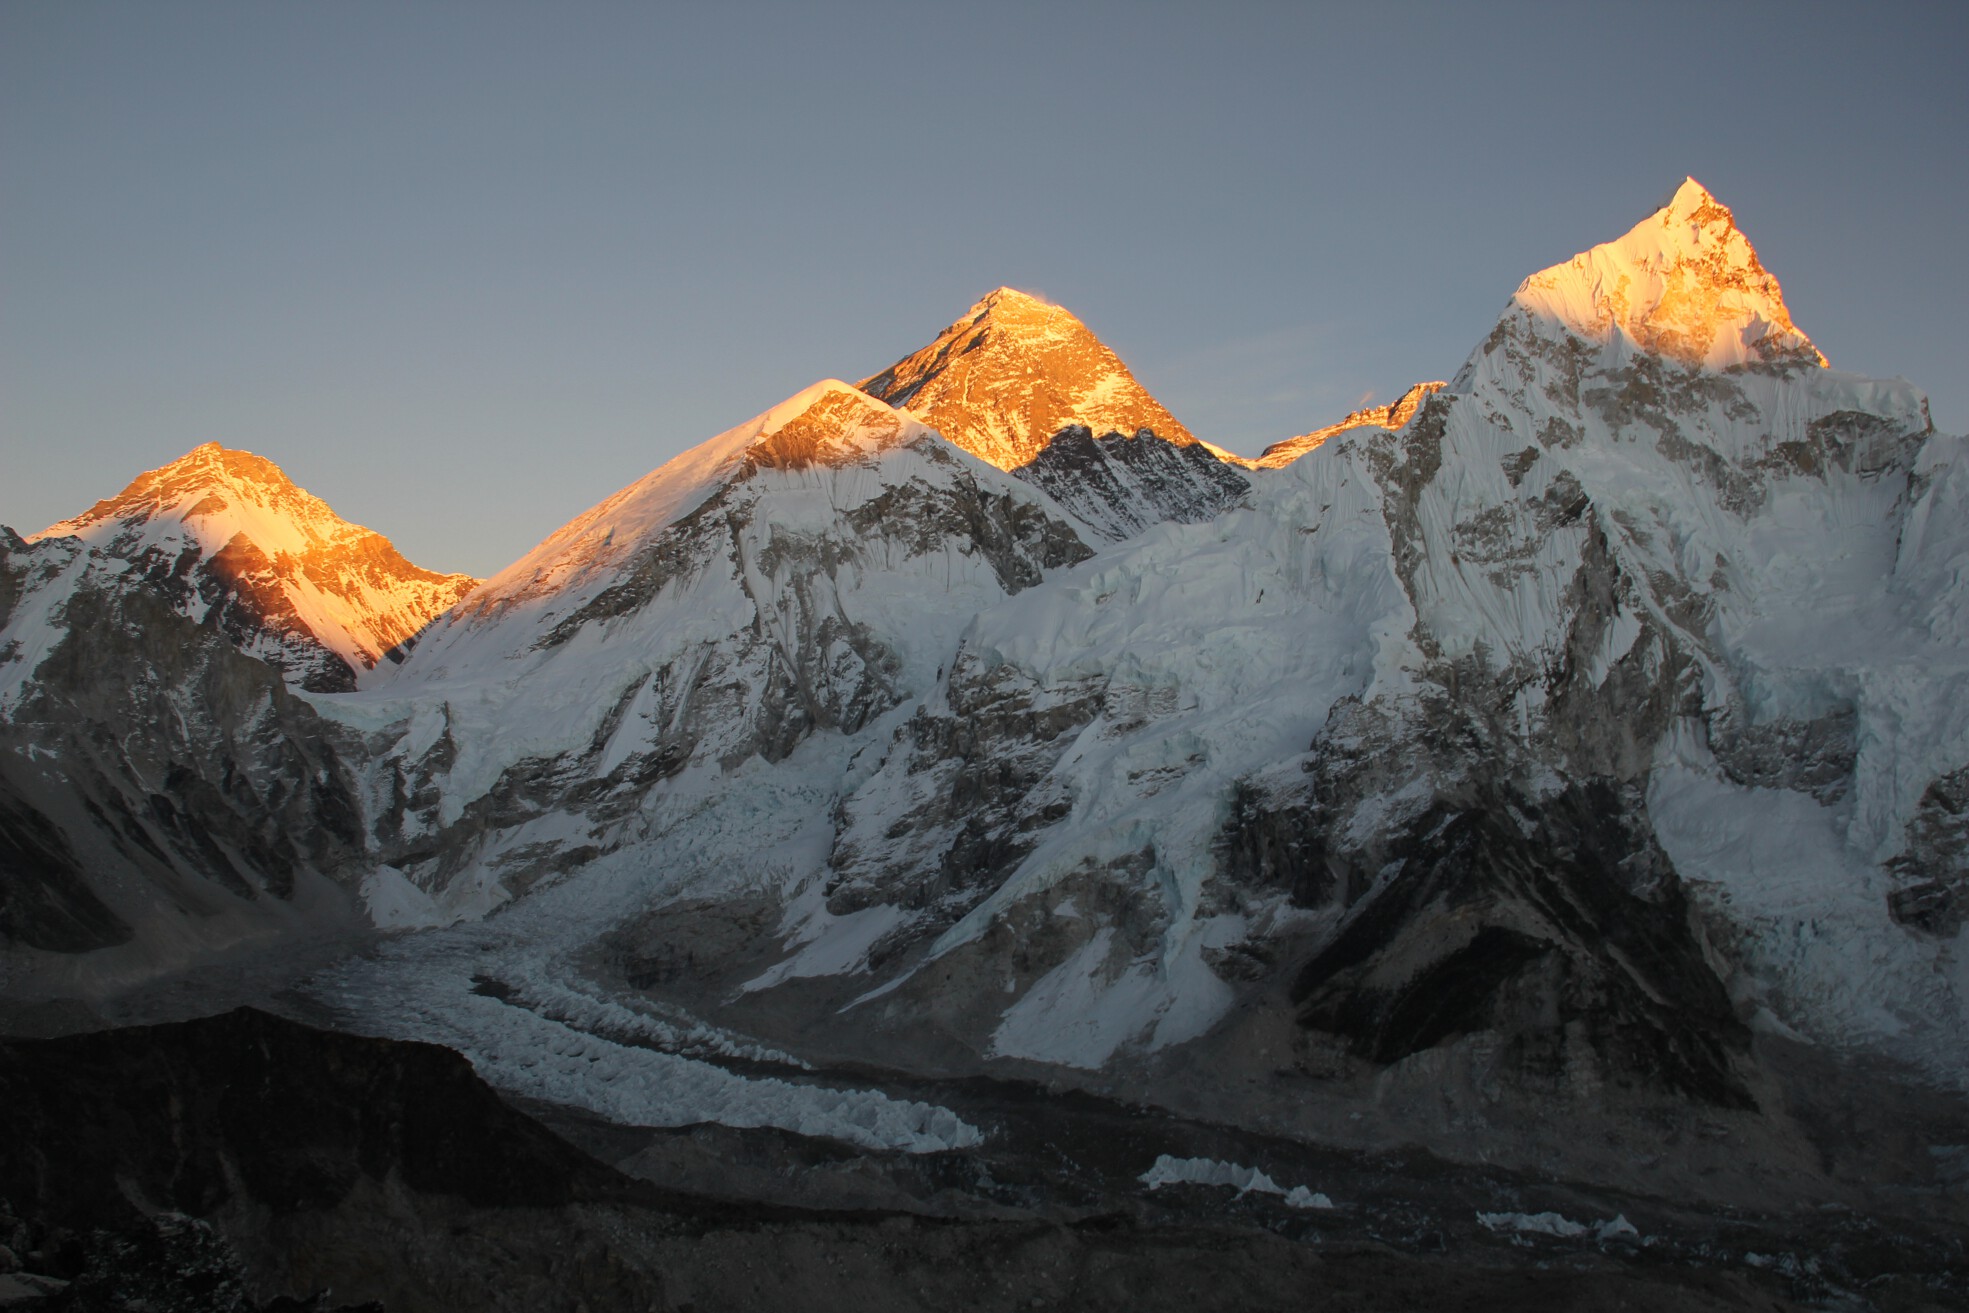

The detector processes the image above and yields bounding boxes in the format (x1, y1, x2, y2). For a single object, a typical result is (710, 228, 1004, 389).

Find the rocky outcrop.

(1889, 764, 1969, 936)
(1252, 381, 1447, 469)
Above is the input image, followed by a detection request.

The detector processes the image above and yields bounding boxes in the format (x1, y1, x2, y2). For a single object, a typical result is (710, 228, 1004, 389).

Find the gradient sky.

(5, 1, 1966, 577)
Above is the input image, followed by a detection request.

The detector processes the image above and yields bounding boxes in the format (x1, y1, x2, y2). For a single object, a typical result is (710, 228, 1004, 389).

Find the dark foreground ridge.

(0, 1008, 1950, 1312)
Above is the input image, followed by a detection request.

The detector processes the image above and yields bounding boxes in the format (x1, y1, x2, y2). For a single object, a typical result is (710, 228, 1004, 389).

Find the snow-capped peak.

(38, 442, 330, 548)
(1501, 176, 1824, 371)
(28, 442, 476, 689)
(859, 288, 1196, 471)
(450, 380, 936, 623)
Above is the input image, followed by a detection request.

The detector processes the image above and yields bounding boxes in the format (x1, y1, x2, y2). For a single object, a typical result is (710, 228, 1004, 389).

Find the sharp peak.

(1492, 176, 1822, 372)
(1627, 175, 1750, 256)
(30, 440, 331, 544)
(724, 378, 919, 471)
(979, 285, 1052, 305)
(1654, 175, 1723, 219)
(968, 286, 1081, 321)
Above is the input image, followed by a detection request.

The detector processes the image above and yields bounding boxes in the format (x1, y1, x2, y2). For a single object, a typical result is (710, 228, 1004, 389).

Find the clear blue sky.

(5, 1, 1965, 577)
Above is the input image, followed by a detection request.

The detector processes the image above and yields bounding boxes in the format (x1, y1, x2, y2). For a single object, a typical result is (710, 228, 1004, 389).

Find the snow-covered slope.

(1505, 176, 1825, 371)
(0, 525, 371, 985)
(1011, 425, 1252, 542)
(683, 178, 1965, 1096)
(339, 380, 1091, 920)
(28, 444, 477, 691)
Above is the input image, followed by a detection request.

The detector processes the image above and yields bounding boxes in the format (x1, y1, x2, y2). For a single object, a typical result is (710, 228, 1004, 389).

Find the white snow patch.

(742, 902, 910, 993)
(1478, 1210, 1641, 1242)
(1138, 1155, 1334, 1209)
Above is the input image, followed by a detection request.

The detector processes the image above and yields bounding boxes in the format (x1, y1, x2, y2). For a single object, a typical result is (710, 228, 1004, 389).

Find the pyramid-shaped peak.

(1504, 178, 1823, 371)
(36, 442, 319, 542)
(860, 289, 1194, 471)
(1656, 175, 1722, 219)
(940, 287, 1090, 349)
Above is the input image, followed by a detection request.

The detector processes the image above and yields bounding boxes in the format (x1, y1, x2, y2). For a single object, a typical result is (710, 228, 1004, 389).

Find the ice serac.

(29, 443, 478, 692)
(1253, 381, 1447, 469)
(348, 380, 1092, 919)
(859, 289, 1247, 541)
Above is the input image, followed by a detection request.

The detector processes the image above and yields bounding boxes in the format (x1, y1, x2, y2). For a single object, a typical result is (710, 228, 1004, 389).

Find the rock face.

(29, 443, 477, 692)
(1252, 381, 1447, 468)
(0, 526, 370, 980)
(1014, 425, 1252, 542)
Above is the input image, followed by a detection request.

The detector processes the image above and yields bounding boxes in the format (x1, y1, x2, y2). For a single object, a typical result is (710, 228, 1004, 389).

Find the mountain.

(29, 443, 477, 692)
(1251, 381, 1446, 468)
(5, 179, 1968, 1279)
(571, 177, 1959, 1143)
(0, 442, 466, 982)
(1508, 175, 1825, 370)
(0, 524, 371, 982)
(860, 288, 1249, 540)
(860, 287, 1197, 469)
(343, 379, 1091, 924)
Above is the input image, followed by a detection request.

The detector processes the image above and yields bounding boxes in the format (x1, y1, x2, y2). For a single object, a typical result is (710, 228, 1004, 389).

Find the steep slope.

(1110, 177, 1960, 1088)
(1507, 176, 1825, 370)
(340, 380, 1091, 923)
(860, 289, 1247, 539)
(29, 443, 477, 692)
(1012, 426, 1253, 542)
(0, 527, 371, 990)
(1252, 381, 1446, 469)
